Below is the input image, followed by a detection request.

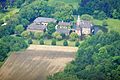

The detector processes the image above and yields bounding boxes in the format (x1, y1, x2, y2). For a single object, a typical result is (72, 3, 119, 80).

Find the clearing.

(0, 45, 78, 80)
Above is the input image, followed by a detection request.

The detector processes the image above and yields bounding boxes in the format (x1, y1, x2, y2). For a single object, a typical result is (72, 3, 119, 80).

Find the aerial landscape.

(0, 0, 120, 80)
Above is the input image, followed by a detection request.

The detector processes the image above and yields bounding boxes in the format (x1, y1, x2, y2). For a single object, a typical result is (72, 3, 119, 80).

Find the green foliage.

(69, 32, 79, 41)
(21, 31, 33, 39)
(51, 39, 56, 45)
(47, 22, 56, 35)
(78, 0, 120, 19)
(61, 33, 66, 39)
(81, 14, 93, 21)
(75, 41, 80, 47)
(52, 32, 62, 41)
(39, 39, 44, 45)
(63, 40, 68, 46)
(48, 72, 79, 80)
(52, 2, 74, 21)
(34, 32, 44, 40)
(14, 25, 24, 35)
(28, 39, 33, 44)
(49, 31, 120, 80)
(0, 36, 28, 61)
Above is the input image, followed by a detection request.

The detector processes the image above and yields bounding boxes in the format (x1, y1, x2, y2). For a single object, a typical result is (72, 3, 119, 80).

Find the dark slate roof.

(80, 21, 93, 28)
(27, 23, 46, 30)
(34, 17, 57, 23)
(56, 28, 70, 34)
(58, 22, 72, 26)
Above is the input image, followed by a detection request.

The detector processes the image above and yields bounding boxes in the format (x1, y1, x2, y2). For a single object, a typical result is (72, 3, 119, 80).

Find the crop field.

(0, 45, 78, 80)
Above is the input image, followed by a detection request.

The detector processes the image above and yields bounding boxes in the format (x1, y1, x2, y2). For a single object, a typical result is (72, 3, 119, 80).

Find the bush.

(51, 39, 56, 45)
(63, 40, 68, 46)
(40, 39, 44, 45)
(52, 32, 62, 40)
(75, 41, 80, 47)
(81, 14, 93, 21)
(34, 32, 44, 40)
(61, 33, 66, 39)
(28, 39, 33, 44)
(21, 31, 32, 39)
(70, 32, 79, 41)
(56, 35, 62, 41)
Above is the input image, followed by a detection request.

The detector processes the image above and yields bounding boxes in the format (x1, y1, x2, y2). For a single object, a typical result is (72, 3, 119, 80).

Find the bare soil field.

(0, 45, 78, 80)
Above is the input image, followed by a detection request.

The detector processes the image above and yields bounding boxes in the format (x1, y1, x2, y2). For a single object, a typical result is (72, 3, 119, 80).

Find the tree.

(0, 0, 7, 11)
(34, 32, 44, 40)
(39, 39, 44, 45)
(47, 22, 56, 35)
(20, 18, 29, 27)
(81, 14, 93, 21)
(21, 31, 32, 39)
(52, 2, 74, 21)
(28, 38, 33, 44)
(51, 39, 56, 45)
(0, 41, 9, 61)
(63, 40, 68, 46)
(52, 32, 62, 40)
(14, 25, 24, 35)
(69, 32, 79, 41)
(75, 41, 80, 47)
(49, 31, 120, 80)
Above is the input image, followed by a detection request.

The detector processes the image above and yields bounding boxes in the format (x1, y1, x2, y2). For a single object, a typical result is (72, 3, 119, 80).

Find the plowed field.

(0, 45, 77, 80)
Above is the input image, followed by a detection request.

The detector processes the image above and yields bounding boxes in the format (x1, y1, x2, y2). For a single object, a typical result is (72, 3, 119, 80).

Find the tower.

(76, 15, 81, 26)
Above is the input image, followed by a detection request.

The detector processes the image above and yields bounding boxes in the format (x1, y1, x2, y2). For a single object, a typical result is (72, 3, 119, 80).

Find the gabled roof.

(34, 17, 57, 23)
(58, 22, 72, 26)
(27, 23, 46, 31)
(56, 28, 70, 34)
(80, 20, 93, 28)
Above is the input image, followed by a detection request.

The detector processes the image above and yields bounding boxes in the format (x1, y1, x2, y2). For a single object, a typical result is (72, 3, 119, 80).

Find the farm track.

(0, 45, 78, 80)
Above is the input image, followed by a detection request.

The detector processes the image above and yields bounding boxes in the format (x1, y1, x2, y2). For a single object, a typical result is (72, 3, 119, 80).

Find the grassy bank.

(93, 18, 120, 33)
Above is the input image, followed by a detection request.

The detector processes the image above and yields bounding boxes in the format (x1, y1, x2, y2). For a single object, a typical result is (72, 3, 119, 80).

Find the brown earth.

(0, 45, 78, 80)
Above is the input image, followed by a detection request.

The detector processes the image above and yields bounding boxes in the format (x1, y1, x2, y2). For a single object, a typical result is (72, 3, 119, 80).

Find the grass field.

(93, 18, 120, 33)
(0, 45, 78, 80)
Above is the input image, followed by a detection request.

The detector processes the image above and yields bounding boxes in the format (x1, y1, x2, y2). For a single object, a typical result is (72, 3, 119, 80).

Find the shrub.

(51, 39, 56, 45)
(34, 32, 44, 40)
(63, 40, 68, 46)
(70, 32, 79, 41)
(52, 32, 62, 40)
(21, 31, 32, 39)
(81, 14, 93, 21)
(61, 33, 66, 39)
(28, 39, 33, 44)
(75, 41, 80, 47)
(56, 35, 62, 41)
(40, 39, 44, 45)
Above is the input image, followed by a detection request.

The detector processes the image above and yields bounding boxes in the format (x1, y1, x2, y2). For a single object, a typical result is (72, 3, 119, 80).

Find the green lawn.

(93, 18, 120, 33)
(32, 39, 77, 47)
(48, 0, 79, 9)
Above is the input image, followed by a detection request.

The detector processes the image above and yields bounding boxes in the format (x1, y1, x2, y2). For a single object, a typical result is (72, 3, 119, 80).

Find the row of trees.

(28, 38, 80, 47)
(48, 31, 120, 80)
(77, 0, 120, 19)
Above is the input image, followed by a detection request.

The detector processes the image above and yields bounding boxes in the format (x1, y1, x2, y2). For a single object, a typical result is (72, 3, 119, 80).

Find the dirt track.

(0, 45, 78, 80)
